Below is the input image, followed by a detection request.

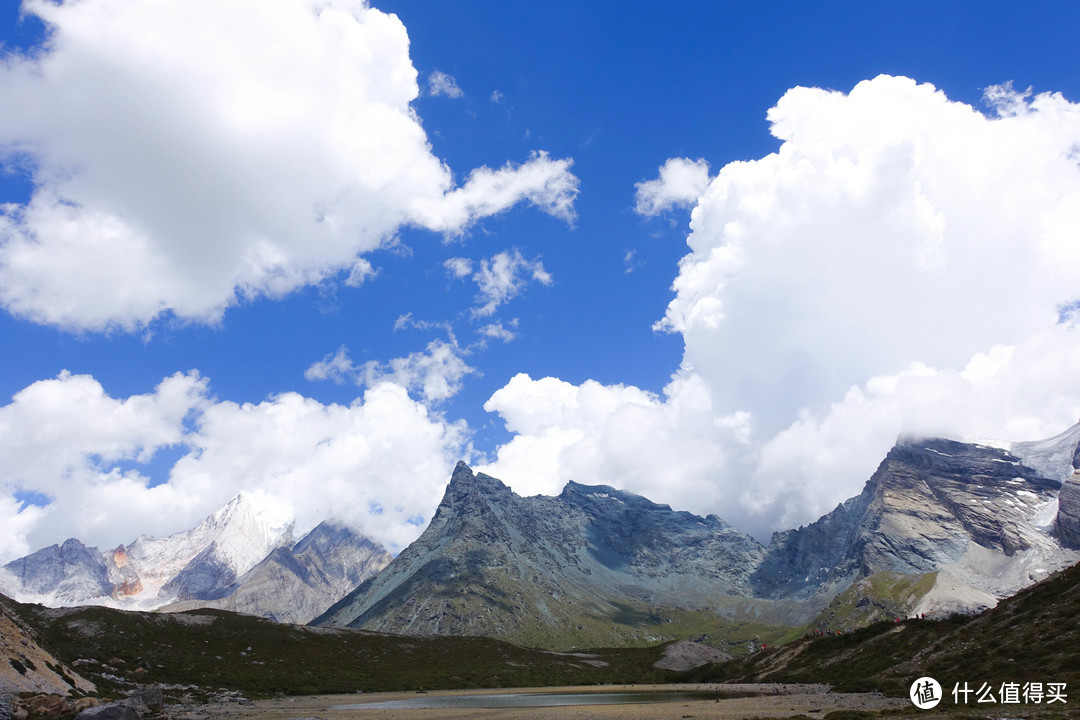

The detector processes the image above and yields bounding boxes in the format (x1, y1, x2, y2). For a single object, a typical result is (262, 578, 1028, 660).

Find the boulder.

(22, 694, 72, 718)
(74, 702, 140, 720)
(127, 686, 163, 713)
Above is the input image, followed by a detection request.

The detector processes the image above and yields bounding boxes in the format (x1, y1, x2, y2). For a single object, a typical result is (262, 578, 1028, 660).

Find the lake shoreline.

(167, 683, 912, 719)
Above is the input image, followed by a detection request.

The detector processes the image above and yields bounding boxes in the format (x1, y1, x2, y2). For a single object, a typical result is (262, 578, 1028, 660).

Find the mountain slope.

(160, 522, 392, 623)
(0, 539, 113, 605)
(313, 462, 775, 649)
(0, 493, 297, 609)
(753, 435, 1077, 622)
(0, 592, 94, 696)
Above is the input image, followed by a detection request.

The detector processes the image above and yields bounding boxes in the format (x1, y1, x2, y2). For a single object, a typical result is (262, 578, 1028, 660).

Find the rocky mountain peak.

(752, 432, 1073, 612)
(2, 538, 112, 603)
(435, 462, 516, 522)
(293, 521, 372, 556)
(314, 462, 771, 645)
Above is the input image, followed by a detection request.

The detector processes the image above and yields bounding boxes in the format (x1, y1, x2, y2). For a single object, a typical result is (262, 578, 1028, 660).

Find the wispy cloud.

(471, 249, 552, 318)
(478, 320, 519, 343)
(428, 69, 464, 98)
(443, 257, 473, 279)
(306, 340, 475, 405)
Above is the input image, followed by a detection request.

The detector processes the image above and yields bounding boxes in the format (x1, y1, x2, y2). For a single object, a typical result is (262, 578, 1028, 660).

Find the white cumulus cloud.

(0, 371, 470, 562)
(0, 0, 577, 331)
(482, 75, 1080, 538)
(303, 346, 358, 385)
(478, 371, 752, 514)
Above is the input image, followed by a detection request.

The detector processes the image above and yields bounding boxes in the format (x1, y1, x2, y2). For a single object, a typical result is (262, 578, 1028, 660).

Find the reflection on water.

(336, 691, 736, 710)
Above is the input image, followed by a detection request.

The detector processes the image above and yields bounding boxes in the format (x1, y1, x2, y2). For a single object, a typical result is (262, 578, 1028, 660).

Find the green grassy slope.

(811, 571, 938, 632)
(677, 560, 1080, 701)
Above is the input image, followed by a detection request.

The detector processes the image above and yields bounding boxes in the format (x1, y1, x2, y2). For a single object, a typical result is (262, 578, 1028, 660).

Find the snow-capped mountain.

(130, 491, 295, 601)
(160, 521, 393, 623)
(0, 492, 390, 622)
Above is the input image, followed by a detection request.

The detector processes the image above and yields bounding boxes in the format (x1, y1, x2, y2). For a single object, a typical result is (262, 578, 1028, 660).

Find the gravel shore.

(168, 683, 911, 720)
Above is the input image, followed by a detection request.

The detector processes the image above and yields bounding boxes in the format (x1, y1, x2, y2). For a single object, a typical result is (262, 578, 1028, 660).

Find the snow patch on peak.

(589, 492, 624, 504)
(199, 492, 295, 579)
(1010, 422, 1080, 482)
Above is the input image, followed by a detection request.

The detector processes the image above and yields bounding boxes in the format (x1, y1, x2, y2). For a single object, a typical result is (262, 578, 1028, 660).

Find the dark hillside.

(0, 593, 674, 701)
(678, 559, 1080, 701)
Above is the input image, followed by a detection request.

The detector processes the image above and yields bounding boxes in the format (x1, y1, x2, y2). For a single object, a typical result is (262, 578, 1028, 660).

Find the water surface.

(336, 690, 734, 710)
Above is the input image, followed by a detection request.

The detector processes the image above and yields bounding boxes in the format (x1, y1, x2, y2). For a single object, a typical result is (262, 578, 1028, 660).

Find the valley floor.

(164, 684, 913, 719)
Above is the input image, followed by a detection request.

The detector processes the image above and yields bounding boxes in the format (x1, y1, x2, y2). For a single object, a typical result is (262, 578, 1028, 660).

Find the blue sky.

(2, 0, 1080, 560)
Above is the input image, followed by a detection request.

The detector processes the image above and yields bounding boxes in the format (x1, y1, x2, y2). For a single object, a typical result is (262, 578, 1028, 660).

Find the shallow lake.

(335, 690, 740, 710)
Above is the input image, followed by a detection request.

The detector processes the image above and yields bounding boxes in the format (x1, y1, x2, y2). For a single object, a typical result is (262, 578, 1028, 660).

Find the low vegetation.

(5, 556, 1080, 711)
(1, 596, 680, 701)
(677, 560, 1080, 704)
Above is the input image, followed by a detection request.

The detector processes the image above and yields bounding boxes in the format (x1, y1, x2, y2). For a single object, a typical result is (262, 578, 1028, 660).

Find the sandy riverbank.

(169, 684, 911, 719)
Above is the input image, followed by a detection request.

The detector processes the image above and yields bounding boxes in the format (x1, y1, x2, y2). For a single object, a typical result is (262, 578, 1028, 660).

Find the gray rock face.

(2, 539, 112, 603)
(161, 542, 237, 601)
(653, 640, 733, 671)
(313, 462, 768, 642)
(103, 546, 141, 598)
(1055, 472, 1080, 549)
(753, 437, 1062, 602)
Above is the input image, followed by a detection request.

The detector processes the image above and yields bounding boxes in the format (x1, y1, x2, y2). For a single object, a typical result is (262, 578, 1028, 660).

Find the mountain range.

(313, 422, 1080, 648)
(0, 492, 392, 624)
(4, 422, 1080, 648)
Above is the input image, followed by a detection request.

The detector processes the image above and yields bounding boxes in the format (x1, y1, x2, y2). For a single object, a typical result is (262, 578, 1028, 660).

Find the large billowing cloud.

(477, 372, 752, 514)
(0, 0, 577, 331)
(482, 76, 1080, 538)
(0, 371, 469, 562)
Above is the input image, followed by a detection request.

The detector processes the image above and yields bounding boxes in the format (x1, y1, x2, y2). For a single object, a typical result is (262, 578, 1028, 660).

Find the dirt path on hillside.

(166, 684, 912, 720)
